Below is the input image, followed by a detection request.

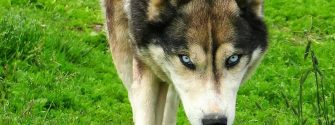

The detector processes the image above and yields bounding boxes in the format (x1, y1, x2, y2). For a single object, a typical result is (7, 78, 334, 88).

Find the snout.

(202, 114, 227, 125)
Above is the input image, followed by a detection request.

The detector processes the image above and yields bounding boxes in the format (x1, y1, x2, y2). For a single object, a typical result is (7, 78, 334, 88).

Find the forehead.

(180, 0, 239, 52)
(183, 0, 239, 21)
(130, 0, 267, 54)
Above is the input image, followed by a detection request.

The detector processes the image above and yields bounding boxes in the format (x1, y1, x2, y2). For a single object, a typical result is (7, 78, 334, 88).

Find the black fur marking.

(235, 0, 249, 9)
(234, 6, 268, 54)
(206, 0, 215, 7)
(130, 0, 151, 47)
(130, 0, 188, 54)
(176, 0, 191, 7)
(211, 34, 220, 83)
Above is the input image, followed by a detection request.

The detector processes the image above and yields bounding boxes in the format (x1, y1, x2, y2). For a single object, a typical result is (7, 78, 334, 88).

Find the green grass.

(0, 0, 334, 124)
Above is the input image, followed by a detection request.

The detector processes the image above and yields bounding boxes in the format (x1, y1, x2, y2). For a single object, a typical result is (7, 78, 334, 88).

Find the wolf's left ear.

(147, 0, 176, 24)
(236, 0, 264, 18)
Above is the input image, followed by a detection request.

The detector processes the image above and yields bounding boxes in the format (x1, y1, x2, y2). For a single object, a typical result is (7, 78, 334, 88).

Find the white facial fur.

(148, 44, 264, 125)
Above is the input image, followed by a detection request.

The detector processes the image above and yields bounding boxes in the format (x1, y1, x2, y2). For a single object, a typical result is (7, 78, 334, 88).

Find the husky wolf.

(101, 0, 267, 124)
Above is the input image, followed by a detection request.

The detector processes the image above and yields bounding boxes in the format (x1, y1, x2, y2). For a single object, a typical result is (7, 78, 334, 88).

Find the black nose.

(202, 114, 227, 125)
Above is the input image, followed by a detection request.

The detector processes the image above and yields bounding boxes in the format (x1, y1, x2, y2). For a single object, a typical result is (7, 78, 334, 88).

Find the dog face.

(128, 0, 267, 124)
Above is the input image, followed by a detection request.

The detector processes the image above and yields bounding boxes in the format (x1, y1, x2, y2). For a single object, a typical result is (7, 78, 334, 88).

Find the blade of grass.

(333, 93, 335, 115)
(299, 69, 312, 125)
(311, 51, 322, 124)
(319, 74, 329, 125)
(281, 91, 299, 116)
(255, 102, 262, 110)
(43, 100, 53, 122)
(304, 40, 311, 60)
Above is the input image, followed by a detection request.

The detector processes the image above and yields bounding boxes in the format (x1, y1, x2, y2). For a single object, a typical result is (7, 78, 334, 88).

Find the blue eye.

(179, 55, 195, 69)
(182, 55, 191, 63)
(225, 54, 241, 68)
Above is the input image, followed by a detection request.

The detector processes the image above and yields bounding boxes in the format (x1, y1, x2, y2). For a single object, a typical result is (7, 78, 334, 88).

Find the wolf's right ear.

(236, 0, 264, 18)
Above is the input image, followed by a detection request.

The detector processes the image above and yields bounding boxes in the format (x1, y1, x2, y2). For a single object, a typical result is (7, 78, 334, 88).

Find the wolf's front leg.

(130, 58, 161, 125)
(162, 85, 179, 125)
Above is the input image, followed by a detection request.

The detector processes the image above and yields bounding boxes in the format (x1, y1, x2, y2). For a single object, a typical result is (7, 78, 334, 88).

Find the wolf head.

(128, 0, 267, 124)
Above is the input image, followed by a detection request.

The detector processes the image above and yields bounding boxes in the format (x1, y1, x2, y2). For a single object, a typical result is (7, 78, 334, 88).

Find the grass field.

(0, 0, 334, 124)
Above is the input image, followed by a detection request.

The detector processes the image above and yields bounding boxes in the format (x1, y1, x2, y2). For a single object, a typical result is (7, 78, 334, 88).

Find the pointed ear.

(236, 0, 264, 18)
(147, 0, 176, 24)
